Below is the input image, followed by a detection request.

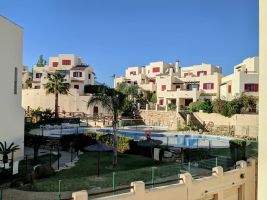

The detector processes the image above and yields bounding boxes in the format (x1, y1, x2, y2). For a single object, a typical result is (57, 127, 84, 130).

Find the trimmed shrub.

(229, 139, 246, 162)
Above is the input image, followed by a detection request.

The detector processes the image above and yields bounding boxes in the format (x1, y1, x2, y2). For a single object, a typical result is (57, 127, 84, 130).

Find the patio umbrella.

(84, 143, 113, 176)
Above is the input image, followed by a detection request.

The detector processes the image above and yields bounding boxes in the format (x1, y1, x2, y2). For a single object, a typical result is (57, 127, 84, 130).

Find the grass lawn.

(21, 153, 180, 192)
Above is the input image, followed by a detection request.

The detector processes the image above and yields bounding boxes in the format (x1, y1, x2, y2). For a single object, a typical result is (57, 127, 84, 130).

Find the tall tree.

(87, 87, 125, 168)
(36, 55, 47, 67)
(44, 71, 70, 118)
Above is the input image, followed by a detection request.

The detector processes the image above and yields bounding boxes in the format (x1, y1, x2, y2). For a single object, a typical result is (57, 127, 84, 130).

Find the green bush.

(212, 99, 228, 113)
(168, 104, 177, 110)
(229, 139, 246, 162)
(188, 99, 212, 113)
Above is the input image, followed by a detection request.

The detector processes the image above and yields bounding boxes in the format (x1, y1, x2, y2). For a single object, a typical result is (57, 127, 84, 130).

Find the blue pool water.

(39, 127, 231, 148)
(96, 129, 231, 148)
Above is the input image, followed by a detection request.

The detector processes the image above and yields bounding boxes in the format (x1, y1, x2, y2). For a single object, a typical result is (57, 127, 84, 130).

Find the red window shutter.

(204, 71, 207, 75)
(197, 71, 200, 76)
(79, 72, 82, 77)
(211, 83, 214, 89)
(203, 83, 206, 89)
(228, 85, 232, 93)
(244, 84, 248, 92)
(152, 67, 160, 73)
(162, 85, 166, 91)
(197, 84, 200, 91)
(62, 60, 71, 65)
(52, 62, 58, 67)
(255, 84, 259, 92)
(159, 99, 163, 105)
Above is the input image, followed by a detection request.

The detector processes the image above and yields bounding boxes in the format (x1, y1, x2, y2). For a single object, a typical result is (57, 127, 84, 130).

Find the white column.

(176, 98, 180, 113)
(258, 0, 267, 199)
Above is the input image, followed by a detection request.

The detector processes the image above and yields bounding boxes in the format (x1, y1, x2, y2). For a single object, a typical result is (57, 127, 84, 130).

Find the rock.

(34, 164, 55, 179)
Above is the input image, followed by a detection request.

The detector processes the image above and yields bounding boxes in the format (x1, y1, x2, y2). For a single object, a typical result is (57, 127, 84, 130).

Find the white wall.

(0, 16, 24, 161)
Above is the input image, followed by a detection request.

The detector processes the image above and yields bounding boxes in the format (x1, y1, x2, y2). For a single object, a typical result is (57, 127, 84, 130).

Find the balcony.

(163, 88, 201, 99)
(140, 82, 157, 91)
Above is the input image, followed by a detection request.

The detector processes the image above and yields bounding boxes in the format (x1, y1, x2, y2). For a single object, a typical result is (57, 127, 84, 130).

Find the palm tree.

(44, 71, 70, 118)
(0, 141, 20, 164)
(87, 87, 125, 168)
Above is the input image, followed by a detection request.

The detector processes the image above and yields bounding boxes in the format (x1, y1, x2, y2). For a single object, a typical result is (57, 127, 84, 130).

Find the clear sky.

(0, 0, 258, 86)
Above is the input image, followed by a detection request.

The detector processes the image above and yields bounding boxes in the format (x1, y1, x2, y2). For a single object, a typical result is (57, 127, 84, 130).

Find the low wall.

(139, 110, 185, 130)
(194, 112, 258, 138)
(22, 89, 105, 114)
(72, 159, 256, 200)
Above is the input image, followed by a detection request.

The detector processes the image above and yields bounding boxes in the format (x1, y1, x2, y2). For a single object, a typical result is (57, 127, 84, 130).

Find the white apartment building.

(115, 60, 222, 109)
(220, 57, 259, 107)
(32, 54, 95, 95)
(0, 16, 24, 162)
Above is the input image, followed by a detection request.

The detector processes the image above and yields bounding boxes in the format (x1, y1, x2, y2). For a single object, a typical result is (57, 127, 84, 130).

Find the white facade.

(220, 57, 259, 102)
(32, 54, 95, 95)
(0, 16, 24, 162)
(115, 60, 223, 109)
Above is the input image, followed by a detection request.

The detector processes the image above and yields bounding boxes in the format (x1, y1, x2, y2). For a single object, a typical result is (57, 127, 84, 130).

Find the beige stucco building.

(32, 54, 95, 95)
(220, 57, 259, 108)
(0, 16, 24, 162)
(115, 60, 223, 109)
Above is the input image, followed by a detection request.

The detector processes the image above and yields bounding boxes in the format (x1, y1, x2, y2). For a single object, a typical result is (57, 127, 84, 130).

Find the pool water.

(96, 129, 231, 148)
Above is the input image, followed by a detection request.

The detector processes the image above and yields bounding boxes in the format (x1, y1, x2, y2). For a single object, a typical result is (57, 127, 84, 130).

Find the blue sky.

(0, 0, 258, 86)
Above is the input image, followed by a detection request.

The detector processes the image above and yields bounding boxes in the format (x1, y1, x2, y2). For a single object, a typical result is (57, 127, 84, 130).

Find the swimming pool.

(96, 129, 231, 148)
(34, 127, 231, 148)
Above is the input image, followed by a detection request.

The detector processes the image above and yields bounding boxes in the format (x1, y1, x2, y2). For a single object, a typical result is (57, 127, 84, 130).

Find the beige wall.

(72, 159, 256, 200)
(0, 16, 24, 161)
(194, 112, 258, 138)
(22, 89, 106, 115)
(258, 0, 267, 199)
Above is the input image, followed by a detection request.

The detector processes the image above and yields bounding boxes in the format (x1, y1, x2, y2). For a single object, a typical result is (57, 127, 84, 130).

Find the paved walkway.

(24, 147, 78, 170)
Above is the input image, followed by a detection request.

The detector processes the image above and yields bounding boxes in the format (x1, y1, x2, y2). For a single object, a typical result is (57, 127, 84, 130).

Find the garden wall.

(139, 110, 185, 130)
(72, 159, 256, 200)
(194, 112, 258, 138)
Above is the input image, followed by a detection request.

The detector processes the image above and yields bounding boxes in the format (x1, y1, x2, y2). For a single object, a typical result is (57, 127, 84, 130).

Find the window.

(88, 74, 91, 79)
(197, 71, 207, 76)
(228, 85, 232, 93)
(176, 85, 181, 89)
(152, 67, 160, 73)
(162, 85, 166, 91)
(62, 60, 71, 65)
(149, 79, 156, 84)
(14, 67, 18, 94)
(244, 83, 258, 92)
(74, 85, 79, 89)
(73, 72, 82, 77)
(159, 99, 164, 105)
(52, 62, 58, 67)
(133, 81, 137, 85)
(36, 73, 42, 78)
(34, 85, 40, 89)
(130, 71, 136, 75)
(203, 83, 214, 90)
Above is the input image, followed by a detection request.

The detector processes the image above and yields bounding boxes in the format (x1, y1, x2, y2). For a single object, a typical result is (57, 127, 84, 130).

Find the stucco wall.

(22, 89, 106, 115)
(0, 16, 24, 161)
(194, 112, 258, 138)
(139, 110, 185, 130)
(72, 159, 256, 200)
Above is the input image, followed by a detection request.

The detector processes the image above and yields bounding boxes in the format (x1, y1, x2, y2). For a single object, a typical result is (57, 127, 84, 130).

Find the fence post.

(58, 180, 61, 200)
(188, 162, 191, 172)
(112, 172, 116, 192)
(151, 167, 156, 188)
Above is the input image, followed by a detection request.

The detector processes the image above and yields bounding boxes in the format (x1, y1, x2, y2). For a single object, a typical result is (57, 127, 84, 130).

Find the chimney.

(169, 66, 174, 76)
(141, 66, 146, 74)
(175, 60, 181, 77)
